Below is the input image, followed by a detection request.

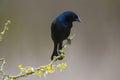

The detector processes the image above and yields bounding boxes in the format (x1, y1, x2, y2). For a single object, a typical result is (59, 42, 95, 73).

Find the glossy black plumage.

(51, 11, 80, 60)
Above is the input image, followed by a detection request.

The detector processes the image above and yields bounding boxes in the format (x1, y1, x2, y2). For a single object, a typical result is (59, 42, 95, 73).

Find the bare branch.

(0, 20, 11, 42)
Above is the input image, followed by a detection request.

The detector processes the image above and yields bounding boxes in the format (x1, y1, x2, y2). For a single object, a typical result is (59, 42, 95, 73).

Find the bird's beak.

(75, 17, 81, 22)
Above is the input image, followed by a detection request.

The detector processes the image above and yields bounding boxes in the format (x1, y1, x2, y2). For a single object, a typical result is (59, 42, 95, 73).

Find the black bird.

(51, 11, 80, 60)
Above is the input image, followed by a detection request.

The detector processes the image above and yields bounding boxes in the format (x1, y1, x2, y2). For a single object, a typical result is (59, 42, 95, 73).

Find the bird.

(51, 11, 80, 60)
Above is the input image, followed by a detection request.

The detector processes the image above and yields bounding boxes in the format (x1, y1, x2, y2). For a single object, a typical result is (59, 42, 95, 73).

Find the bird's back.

(51, 16, 72, 43)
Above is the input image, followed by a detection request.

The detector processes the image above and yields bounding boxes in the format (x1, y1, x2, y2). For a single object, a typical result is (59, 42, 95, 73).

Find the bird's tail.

(51, 43, 64, 61)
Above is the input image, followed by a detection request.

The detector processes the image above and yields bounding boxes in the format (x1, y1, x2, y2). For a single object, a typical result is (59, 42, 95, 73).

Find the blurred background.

(0, 0, 120, 80)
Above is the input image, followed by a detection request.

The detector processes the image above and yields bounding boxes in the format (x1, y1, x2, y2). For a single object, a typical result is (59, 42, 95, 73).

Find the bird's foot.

(67, 38, 71, 45)
(56, 50, 65, 60)
(57, 53, 65, 60)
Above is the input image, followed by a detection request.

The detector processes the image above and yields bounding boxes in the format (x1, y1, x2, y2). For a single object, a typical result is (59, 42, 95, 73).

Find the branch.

(0, 58, 6, 75)
(0, 58, 9, 80)
(0, 35, 75, 80)
(0, 20, 11, 42)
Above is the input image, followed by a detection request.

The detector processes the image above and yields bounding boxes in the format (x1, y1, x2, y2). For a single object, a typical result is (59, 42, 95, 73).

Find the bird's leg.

(56, 43, 64, 60)
(57, 43, 61, 54)
(67, 38, 71, 45)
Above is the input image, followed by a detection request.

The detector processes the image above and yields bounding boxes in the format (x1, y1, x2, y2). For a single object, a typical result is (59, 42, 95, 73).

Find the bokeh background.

(0, 0, 120, 80)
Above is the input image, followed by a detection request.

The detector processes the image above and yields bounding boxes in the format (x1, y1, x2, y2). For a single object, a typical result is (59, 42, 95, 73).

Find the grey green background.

(0, 0, 120, 80)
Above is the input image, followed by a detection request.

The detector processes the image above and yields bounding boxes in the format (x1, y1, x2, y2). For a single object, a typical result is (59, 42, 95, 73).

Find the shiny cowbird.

(51, 11, 80, 60)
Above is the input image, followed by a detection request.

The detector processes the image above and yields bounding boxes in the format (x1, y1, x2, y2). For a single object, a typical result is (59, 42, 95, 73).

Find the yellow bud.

(9, 77, 14, 80)
(18, 64, 23, 69)
(34, 70, 43, 76)
(27, 67, 34, 72)
(57, 63, 67, 72)
(7, 20, 11, 24)
(46, 65, 52, 70)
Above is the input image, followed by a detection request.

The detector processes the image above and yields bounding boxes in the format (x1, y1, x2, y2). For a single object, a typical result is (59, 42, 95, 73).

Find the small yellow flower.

(46, 65, 52, 71)
(46, 65, 56, 73)
(18, 64, 23, 69)
(26, 67, 34, 72)
(9, 77, 14, 80)
(34, 70, 43, 77)
(57, 63, 67, 72)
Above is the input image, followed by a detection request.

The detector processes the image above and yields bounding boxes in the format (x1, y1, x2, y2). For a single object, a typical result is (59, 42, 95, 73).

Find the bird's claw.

(67, 38, 71, 45)
(57, 50, 61, 54)
(55, 49, 64, 60)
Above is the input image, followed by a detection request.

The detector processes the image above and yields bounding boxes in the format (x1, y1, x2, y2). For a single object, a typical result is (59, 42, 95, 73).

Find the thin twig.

(0, 58, 6, 76)
(0, 20, 11, 42)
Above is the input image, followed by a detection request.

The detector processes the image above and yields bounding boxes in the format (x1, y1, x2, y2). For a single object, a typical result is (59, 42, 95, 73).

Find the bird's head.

(63, 11, 81, 23)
